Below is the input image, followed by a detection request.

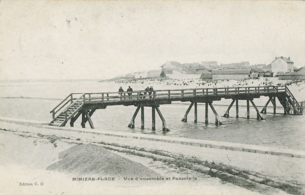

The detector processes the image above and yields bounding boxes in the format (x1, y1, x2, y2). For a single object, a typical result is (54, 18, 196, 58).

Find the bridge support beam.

(81, 112, 86, 128)
(247, 100, 250, 119)
(271, 96, 276, 114)
(70, 111, 82, 127)
(128, 106, 140, 128)
(261, 97, 272, 114)
(223, 99, 235, 118)
(79, 109, 96, 129)
(205, 102, 209, 124)
(250, 100, 264, 120)
(236, 99, 239, 118)
(209, 103, 223, 126)
(156, 107, 170, 132)
(181, 102, 194, 122)
(194, 102, 197, 123)
(141, 106, 144, 129)
(152, 106, 155, 131)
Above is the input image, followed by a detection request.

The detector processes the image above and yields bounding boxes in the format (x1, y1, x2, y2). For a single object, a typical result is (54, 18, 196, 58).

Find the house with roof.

(278, 66, 305, 80)
(160, 61, 183, 74)
(270, 56, 294, 76)
(212, 68, 251, 80)
(220, 61, 250, 69)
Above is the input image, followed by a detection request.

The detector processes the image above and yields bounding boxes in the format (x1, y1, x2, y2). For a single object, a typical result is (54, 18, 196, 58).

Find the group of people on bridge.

(118, 86, 154, 100)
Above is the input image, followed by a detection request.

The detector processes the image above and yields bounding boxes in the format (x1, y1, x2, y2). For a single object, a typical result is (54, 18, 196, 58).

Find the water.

(0, 81, 304, 150)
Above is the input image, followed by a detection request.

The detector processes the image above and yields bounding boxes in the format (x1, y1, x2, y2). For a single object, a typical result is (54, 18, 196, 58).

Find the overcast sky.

(1, 1, 305, 80)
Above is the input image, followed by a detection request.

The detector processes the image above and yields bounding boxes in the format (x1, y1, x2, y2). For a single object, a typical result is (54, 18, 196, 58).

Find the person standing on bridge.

(149, 86, 154, 99)
(127, 86, 133, 99)
(144, 86, 150, 99)
(118, 86, 124, 100)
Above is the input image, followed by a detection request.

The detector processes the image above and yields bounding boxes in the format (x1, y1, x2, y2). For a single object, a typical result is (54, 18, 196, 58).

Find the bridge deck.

(79, 85, 285, 106)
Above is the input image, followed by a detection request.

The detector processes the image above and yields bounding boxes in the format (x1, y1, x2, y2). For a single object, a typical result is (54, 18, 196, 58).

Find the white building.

(270, 56, 294, 76)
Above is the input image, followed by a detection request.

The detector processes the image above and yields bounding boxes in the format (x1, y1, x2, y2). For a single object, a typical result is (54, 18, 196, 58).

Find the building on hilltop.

(160, 61, 183, 74)
(270, 56, 294, 76)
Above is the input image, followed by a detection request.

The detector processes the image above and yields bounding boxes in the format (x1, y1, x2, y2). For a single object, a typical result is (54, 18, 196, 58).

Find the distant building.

(278, 66, 305, 80)
(200, 69, 213, 80)
(250, 68, 265, 78)
(270, 56, 294, 76)
(160, 61, 183, 74)
(212, 68, 251, 80)
(147, 70, 162, 78)
(220, 61, 250, 69)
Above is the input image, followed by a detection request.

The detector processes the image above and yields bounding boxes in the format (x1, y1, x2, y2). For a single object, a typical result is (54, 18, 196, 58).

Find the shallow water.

(0, 81, 304, 150)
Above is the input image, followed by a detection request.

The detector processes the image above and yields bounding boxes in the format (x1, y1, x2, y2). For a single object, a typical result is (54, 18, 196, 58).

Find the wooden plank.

(70, 111, 82, 127)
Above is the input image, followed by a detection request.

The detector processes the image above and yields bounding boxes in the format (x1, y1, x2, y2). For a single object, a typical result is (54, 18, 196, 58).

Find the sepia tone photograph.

(0, 1, 305, 194)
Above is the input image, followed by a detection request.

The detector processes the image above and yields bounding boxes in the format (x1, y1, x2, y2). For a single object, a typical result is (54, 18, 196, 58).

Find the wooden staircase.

(277, 86, 302, 115)
(49, 94, 85, 127)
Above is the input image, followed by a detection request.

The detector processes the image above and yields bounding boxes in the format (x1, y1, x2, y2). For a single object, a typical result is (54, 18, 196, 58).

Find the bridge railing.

(78, 85, 285, 103)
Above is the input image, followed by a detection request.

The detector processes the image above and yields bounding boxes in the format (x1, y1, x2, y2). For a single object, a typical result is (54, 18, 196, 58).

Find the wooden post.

(205, 101, 209, 124)
(181, 102, 194, 122)
(236, 99, 239, 118)
(155, 107, 169, 131)
(152, 106, 155, 131)
(71, 94, 73, 103)
(209, 102, 222, 126)
(141, 106, 144, 129)
(250, 99, 264, 120)
(273, 96, 276, 114)
(194, 102, 197, 123)
(70, 111, 82, 127)
(81, 111, 86, 128)
(261, 97, 272, 114)
(86, 112, 95, 129)
(247, 99, 250, 119)
(223, 99, 235, 117)
(128, 106, 140, 128)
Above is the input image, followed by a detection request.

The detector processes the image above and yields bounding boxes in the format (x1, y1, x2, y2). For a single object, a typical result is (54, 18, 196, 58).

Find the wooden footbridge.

(49, 85, 303, 131)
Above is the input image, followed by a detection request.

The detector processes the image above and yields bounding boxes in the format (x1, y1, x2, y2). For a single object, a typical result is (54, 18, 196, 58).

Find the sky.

(0, 1, 305, 80)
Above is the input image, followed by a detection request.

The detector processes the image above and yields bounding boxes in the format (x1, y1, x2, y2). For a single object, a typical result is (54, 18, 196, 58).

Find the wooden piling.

(223, 99, 235, 117)
(70, 111, 82, 127)
(250, 99, 264, 120)
(205, 102, 209, 124)
(86, 112, 95, 129)
(141, 106, 144, 129)
(209, 103, 222, 125)
(81, 112, 86, 128)
(194, 102, 197, 123)
(273, 96, 276, 114)
(236, 99, 239, 118)
(128, 106, 140, 128)
(261, 97, 272, 114)
(152, 106, 155, 131)
(247, 99, 250, 119)
(181, 102, 194, 122)
(156, 107, 169, 131)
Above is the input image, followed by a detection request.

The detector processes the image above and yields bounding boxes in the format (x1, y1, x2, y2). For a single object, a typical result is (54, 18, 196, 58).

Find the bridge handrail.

(50, 93, 72, 114)
(78, 85, 285, 103)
